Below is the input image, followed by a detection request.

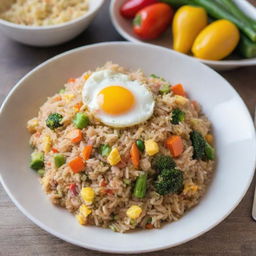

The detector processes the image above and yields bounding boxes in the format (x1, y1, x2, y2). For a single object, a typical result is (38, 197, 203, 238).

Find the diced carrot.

(68, 157, 85, 173)
(145, 223, 154, 229)
(51, 147, 59, 153)
(68, 129, 83, 143)
(205, 134, 214, 145)
(130, 143, 140, 169)
(82, 145, 93, 160)
(74, 102, 83, 112)
(53, 95, 62, 102)
(172, 84, 186, 97)
(166, 135, 184, 158)
(68, 78, 76, 83)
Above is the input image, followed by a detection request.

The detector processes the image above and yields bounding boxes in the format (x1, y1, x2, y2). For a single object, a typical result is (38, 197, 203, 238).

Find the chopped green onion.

(159, 84, 170, 94)
(73, 113, 89, 129)
(54, 154, 66, 168)
(205, 142, 215, 160)
(133, 173, 147, 198)
(59, 88, 65, 94)
(99, 144, 111, 157)
(123, 178, 131, 185)
(30, 152, 44, 170)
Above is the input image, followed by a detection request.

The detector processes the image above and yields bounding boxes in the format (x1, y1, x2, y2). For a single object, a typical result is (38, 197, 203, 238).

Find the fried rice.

(27, 63, 215, 233)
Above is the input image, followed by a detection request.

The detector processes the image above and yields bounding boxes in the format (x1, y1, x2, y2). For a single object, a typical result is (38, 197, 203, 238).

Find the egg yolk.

(97, 86, 135, 115)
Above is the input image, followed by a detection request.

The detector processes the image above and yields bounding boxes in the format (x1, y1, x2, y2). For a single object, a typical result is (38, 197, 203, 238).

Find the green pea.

(136, 139, 145, 152)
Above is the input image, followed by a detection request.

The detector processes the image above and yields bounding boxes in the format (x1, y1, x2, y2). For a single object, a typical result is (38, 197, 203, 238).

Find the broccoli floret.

(155, 169, 184, 195)
(190, 131, 215, 161)
(46, 113, 63, 130)
(171, 108, 185, 125)
(152, 154, 176, 172)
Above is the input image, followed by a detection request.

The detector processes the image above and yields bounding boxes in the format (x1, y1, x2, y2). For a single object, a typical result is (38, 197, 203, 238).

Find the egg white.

(82, 70, 155, 128)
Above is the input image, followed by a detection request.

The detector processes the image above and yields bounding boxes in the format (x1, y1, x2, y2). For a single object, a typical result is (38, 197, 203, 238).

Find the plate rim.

(0, 41, 256, 253)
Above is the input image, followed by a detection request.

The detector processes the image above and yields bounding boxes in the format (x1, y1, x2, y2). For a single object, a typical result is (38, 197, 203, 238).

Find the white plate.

(110, 0, 256, 70)
(0, 42, 256, 253)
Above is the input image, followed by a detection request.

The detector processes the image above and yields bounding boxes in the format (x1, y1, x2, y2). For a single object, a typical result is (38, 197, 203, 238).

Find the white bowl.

(0, 42, 256, 253)
(110, 0, 256, 70)
(0, 0, 104, 47)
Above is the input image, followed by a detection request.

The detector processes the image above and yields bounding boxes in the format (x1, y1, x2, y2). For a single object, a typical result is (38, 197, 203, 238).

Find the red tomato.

(120, 0, 158, 19)
(133, 3, 173, 40)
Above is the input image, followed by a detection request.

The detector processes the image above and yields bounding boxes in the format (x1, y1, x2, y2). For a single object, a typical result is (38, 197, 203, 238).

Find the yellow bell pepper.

(192, 19, 240, 60)
(172, 6, 208, 54)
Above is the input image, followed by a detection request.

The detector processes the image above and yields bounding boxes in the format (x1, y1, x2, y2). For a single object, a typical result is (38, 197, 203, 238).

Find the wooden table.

(1, 1, 256, 255)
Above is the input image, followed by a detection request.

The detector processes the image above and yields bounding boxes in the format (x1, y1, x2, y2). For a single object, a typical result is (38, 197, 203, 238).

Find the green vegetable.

(237, 35, 256, 58)
(159, 84, 170, 94)
(73, 113, 89, 129)
(147, 217, 152, 224)
(123, 178, 131, 185)
(190, 130, 215, 161)
(59, 88, 65, 94)
(155, 169, 184, 195)
(171, 108, 185, 124)
(150, 74, 165, 81)
(150, 74, 161, 79)
(192, 0, 256, 42)
(99, 144, 111, 157)
(161, 0, 190, 7)
(37, 169, 45, 177)
(54, 154, 66, 168)
(162, 0, 256, 42)
(46, 113, 63, 130)
(30, 152, 44, 170)
(217, 0, 256, 31)
(205, 142, 215, 160)
(109, 224, 117, 232)
(136, 139, 145, 152)
(133, 173, 147, 198)
(152, 154, 176, 172)
(190, 130, 206, 160)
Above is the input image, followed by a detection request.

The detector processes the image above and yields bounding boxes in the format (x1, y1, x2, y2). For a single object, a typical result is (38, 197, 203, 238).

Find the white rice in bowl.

(27, 63, 215, 233)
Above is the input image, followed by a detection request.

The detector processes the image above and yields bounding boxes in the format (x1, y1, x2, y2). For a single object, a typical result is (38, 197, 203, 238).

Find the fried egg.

(82, 70, 155, 128)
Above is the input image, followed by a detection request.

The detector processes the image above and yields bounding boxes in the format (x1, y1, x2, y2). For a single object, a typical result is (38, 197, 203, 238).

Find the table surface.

(1, 1, 256, 255)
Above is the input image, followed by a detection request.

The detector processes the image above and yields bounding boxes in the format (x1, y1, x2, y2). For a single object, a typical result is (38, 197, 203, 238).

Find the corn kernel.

(75, 213, 86, 225)
(27, 118, 39, 133)
(83, 74, 90, 80)
(62, 94, 75, 103)
(107, 148, 121, 166)
(42, 135, 51, 153)
(81, 187, 95, 203)
(205, 134, 213, 145)
(174, 95, 189, 106)
(145, 139, 159, 156)
(126, 205, 142, 219)
(79, 204, 92, 217)
(183, 184, 199, 195)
